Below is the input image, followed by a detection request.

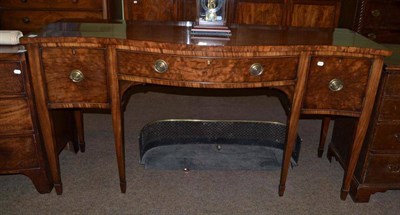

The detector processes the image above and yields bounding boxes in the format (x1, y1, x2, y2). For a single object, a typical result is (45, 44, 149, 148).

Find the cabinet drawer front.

(117, 51, 298, 83)
(0, 11, 103, 32)
(0, 62, 24, 95)
(0, 135, 38, 170)
(365, 154, 400, 184)
(379, 98, 400, 121)
(235, 2, 284, 25)
(0, 99, 33, 133)
(361, 29, 400, 44)
(41, 47, 108, 104)
(303, 56, 371, 111)
(0, 0, 103, 9)
(364, 2, 400, 28)
(384, 73, 400, 96)
(372, 123, 400, 151)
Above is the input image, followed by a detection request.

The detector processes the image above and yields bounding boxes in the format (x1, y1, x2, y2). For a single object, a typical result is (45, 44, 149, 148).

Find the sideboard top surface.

(21, 19, 391, 57)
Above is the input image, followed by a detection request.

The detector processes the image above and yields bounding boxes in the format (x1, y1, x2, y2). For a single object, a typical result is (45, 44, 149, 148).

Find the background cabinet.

(0, 47, 52, 193)
(124, 0, 340, 28)
(339, 0, 400, 43)
(328, 45, 400, 202)
(0, 46, 84, 193)
(0, 0, 121, 33)
(124, 0, 196, 22)
(233, 0, 340, 27)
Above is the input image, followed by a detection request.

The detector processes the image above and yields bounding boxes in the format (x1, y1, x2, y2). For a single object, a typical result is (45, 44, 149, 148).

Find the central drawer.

(117, 51, 299, 83)
(41, 47, 109, 105)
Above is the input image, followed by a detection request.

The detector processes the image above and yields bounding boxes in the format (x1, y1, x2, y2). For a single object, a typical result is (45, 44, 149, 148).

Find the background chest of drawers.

(0, 46, 84, 193)
(0, 0, 120, 33)
(339, 0, 400, 43)
(0, 47, 52, 193)
(328, 45, 400, 202)
(124, 0, 341, 28)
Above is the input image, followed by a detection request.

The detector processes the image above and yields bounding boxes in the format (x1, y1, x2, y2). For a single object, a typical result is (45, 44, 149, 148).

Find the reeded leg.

(340, 58, 384, 200)
(340, 189, 349, 200)
(279, 115, 301, 196)
(278, 184, 286, 196)
(318, 117, 331, 157)
(108, 46, 126, 193)
(279, 52, 309, 196)
(112, 109, 126, 193)
(74, 110, 86, 152)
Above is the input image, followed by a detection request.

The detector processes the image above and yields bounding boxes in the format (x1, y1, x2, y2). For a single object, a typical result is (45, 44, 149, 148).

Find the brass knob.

(69, 69, 84, 83)
(394, 133, 400, 142)
(328, 79, 344, 92)
(371, 10, 381, 17)
(153, 59, 168, 73)
(22, 17, 30, 24)
(367, 33, 377, 40)
(388, 164, 400, 174)
(249, 63, 264, 76)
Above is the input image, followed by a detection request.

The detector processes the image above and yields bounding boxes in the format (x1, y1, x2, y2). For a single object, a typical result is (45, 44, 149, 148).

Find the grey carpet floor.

(1, 87, 399, 214)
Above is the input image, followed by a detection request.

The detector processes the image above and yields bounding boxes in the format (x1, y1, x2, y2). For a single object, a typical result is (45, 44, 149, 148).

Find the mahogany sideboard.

(328, 45, 400, 202)
(19, 20, 390, 200)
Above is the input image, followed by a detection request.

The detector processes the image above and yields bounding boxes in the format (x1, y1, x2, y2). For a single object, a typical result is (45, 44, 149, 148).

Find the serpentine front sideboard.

(20, 20, 391, 200)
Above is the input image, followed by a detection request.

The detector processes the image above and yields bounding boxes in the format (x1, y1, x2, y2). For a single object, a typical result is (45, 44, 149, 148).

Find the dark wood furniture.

(20, 21, 390, 199)
(0, 46, 52, 193)
(124, 0, 341, 28)
(0, 45, 84, 193)
(327, 45, 400, 202)
(339, 0, 400, 44)
(0, 0, 122, 33)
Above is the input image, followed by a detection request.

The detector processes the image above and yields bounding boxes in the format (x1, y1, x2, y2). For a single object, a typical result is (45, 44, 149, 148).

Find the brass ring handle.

(388, 164, 400, 174)
(249, 63, 264, 76)
(371, 10, 381, 17)
(69, 69, 84, 83)
(394, 133, 400, 142)
(22, 17, 30, 24)
(328, 79, 344, 92)
(368, 33, 377, 40)
(153, 59, 168, 73)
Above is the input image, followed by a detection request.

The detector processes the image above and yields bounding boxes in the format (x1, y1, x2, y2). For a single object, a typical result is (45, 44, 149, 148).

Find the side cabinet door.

(125, 0, 176, 21)
(289, 0, 340, 28)
(233, 0, 285, 25)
